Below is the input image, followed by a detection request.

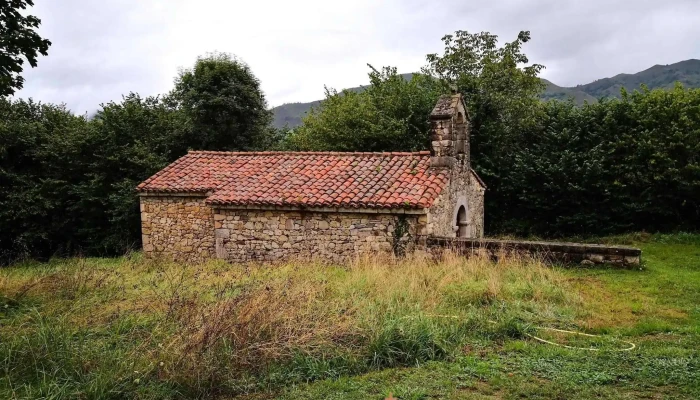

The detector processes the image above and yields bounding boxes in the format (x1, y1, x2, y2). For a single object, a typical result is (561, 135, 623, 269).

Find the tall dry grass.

(0, 251, 582, 398)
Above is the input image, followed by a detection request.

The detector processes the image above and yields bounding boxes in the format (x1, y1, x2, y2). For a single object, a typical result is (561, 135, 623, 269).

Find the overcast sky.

(15, 0, 700, 114)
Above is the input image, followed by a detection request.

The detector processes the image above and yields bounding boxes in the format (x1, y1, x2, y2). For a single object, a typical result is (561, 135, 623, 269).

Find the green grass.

(1, 234, 698, 399)
(264, 234, 700, 399)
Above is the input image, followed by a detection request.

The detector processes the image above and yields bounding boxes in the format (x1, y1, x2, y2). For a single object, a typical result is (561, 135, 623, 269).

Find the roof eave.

(207, 203, 429, 214)
(137, 190, 212, 197)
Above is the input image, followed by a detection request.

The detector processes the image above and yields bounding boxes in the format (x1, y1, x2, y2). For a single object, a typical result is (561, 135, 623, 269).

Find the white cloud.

(15, 0, 700, 113)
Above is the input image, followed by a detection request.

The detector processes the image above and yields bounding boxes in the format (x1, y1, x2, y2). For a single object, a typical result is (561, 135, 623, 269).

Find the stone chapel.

(136, 93, 485, 262)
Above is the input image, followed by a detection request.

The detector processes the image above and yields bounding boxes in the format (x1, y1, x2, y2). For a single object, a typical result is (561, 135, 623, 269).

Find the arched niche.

(455, 112, 466, 156)
(456, 205, 469, 238)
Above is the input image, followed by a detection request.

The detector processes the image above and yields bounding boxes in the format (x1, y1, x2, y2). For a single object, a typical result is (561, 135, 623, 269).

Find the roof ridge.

(187, 150, 432, 157)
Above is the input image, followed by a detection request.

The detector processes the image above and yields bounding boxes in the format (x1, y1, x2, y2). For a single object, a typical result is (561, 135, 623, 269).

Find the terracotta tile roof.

(137, 151, 450, 209)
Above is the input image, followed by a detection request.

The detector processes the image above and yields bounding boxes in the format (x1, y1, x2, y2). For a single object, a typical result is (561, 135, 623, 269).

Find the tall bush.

(170, 52, 274, 151)
(0, 99, 89, 262)
(0, 95, 182, 263)
(500, 85, 700, 235)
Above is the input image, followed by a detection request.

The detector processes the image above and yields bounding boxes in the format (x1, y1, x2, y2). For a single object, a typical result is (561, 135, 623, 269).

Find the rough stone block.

(215, 228, 230, 239)
(624, 256, 640, 265)
(587, 254, 605, 263)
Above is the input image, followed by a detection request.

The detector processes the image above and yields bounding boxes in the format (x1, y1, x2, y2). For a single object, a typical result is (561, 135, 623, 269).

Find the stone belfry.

(428, 93, 469, 170)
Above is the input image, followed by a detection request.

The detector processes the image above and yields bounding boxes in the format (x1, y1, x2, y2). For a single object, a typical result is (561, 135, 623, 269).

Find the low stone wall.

(420, 237, 642, 267)
(215, 209, 423, 263)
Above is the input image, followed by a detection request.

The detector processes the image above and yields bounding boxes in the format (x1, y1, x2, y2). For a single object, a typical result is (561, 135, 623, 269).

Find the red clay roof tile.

(137, 151, 448, 209)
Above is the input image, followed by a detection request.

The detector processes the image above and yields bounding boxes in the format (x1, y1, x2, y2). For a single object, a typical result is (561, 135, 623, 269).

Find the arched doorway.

(456, 205, 469, 237)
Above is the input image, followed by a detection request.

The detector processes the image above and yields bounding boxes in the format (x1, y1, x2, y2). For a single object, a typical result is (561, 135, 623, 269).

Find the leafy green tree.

(170, 52, 273, 152)
(0, 0, 51, 96)
(424, 30, 547, 232)
(0, 94, 186, 263)
(72, 94, 186, 254)
(287, 65, 443, 151)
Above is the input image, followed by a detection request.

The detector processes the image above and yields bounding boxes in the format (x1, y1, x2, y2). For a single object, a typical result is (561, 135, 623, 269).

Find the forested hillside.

(539, 79, 596, 104)
(273, 59, 700, 127)
(578, 59, 700, 98)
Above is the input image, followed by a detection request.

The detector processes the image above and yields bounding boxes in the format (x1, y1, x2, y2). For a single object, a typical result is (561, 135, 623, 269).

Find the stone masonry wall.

(427, 170, 484, 238)
(215, 209, 422, 263)
(466, 175, 485, 236)
(139, 196, 215, 262)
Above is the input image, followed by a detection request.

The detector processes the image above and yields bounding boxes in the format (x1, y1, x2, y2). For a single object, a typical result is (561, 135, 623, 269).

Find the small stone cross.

(385, 392, 397, 400)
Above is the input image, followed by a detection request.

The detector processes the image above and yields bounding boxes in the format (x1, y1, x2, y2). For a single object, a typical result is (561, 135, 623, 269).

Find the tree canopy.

(170, 52, 274, 151)
(285, 66, 443, 152)
(421, 31, 547, 229)
(0, 52, 279, 263)
(0, 0, 51, 96)
(283, 30, 700, 236)
(291, 31, 545, 156)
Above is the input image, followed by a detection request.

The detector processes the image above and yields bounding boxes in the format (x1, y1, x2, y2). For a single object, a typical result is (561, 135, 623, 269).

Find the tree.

(0, 94, 187, 263)
(0, 98, 88, 262)
(0, 0, 51, 96)
(424, 30, 547, 233)
(286, 66, 443, 151)
(72, 94, 185, 254)
(170, 52, 273, 152)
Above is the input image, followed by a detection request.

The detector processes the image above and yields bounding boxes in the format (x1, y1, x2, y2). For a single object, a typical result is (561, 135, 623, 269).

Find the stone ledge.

(420, 236, 642, 267)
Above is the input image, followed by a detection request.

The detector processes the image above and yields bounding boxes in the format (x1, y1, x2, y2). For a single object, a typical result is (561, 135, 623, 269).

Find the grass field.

(1, 233, 698, 399)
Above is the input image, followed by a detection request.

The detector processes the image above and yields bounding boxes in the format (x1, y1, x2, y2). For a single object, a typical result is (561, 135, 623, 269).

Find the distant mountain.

(575, 59, 700, 98)
(540, 79, 597, 104)
(272, 100, 322, 130)
(271, 60, 700, 129)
